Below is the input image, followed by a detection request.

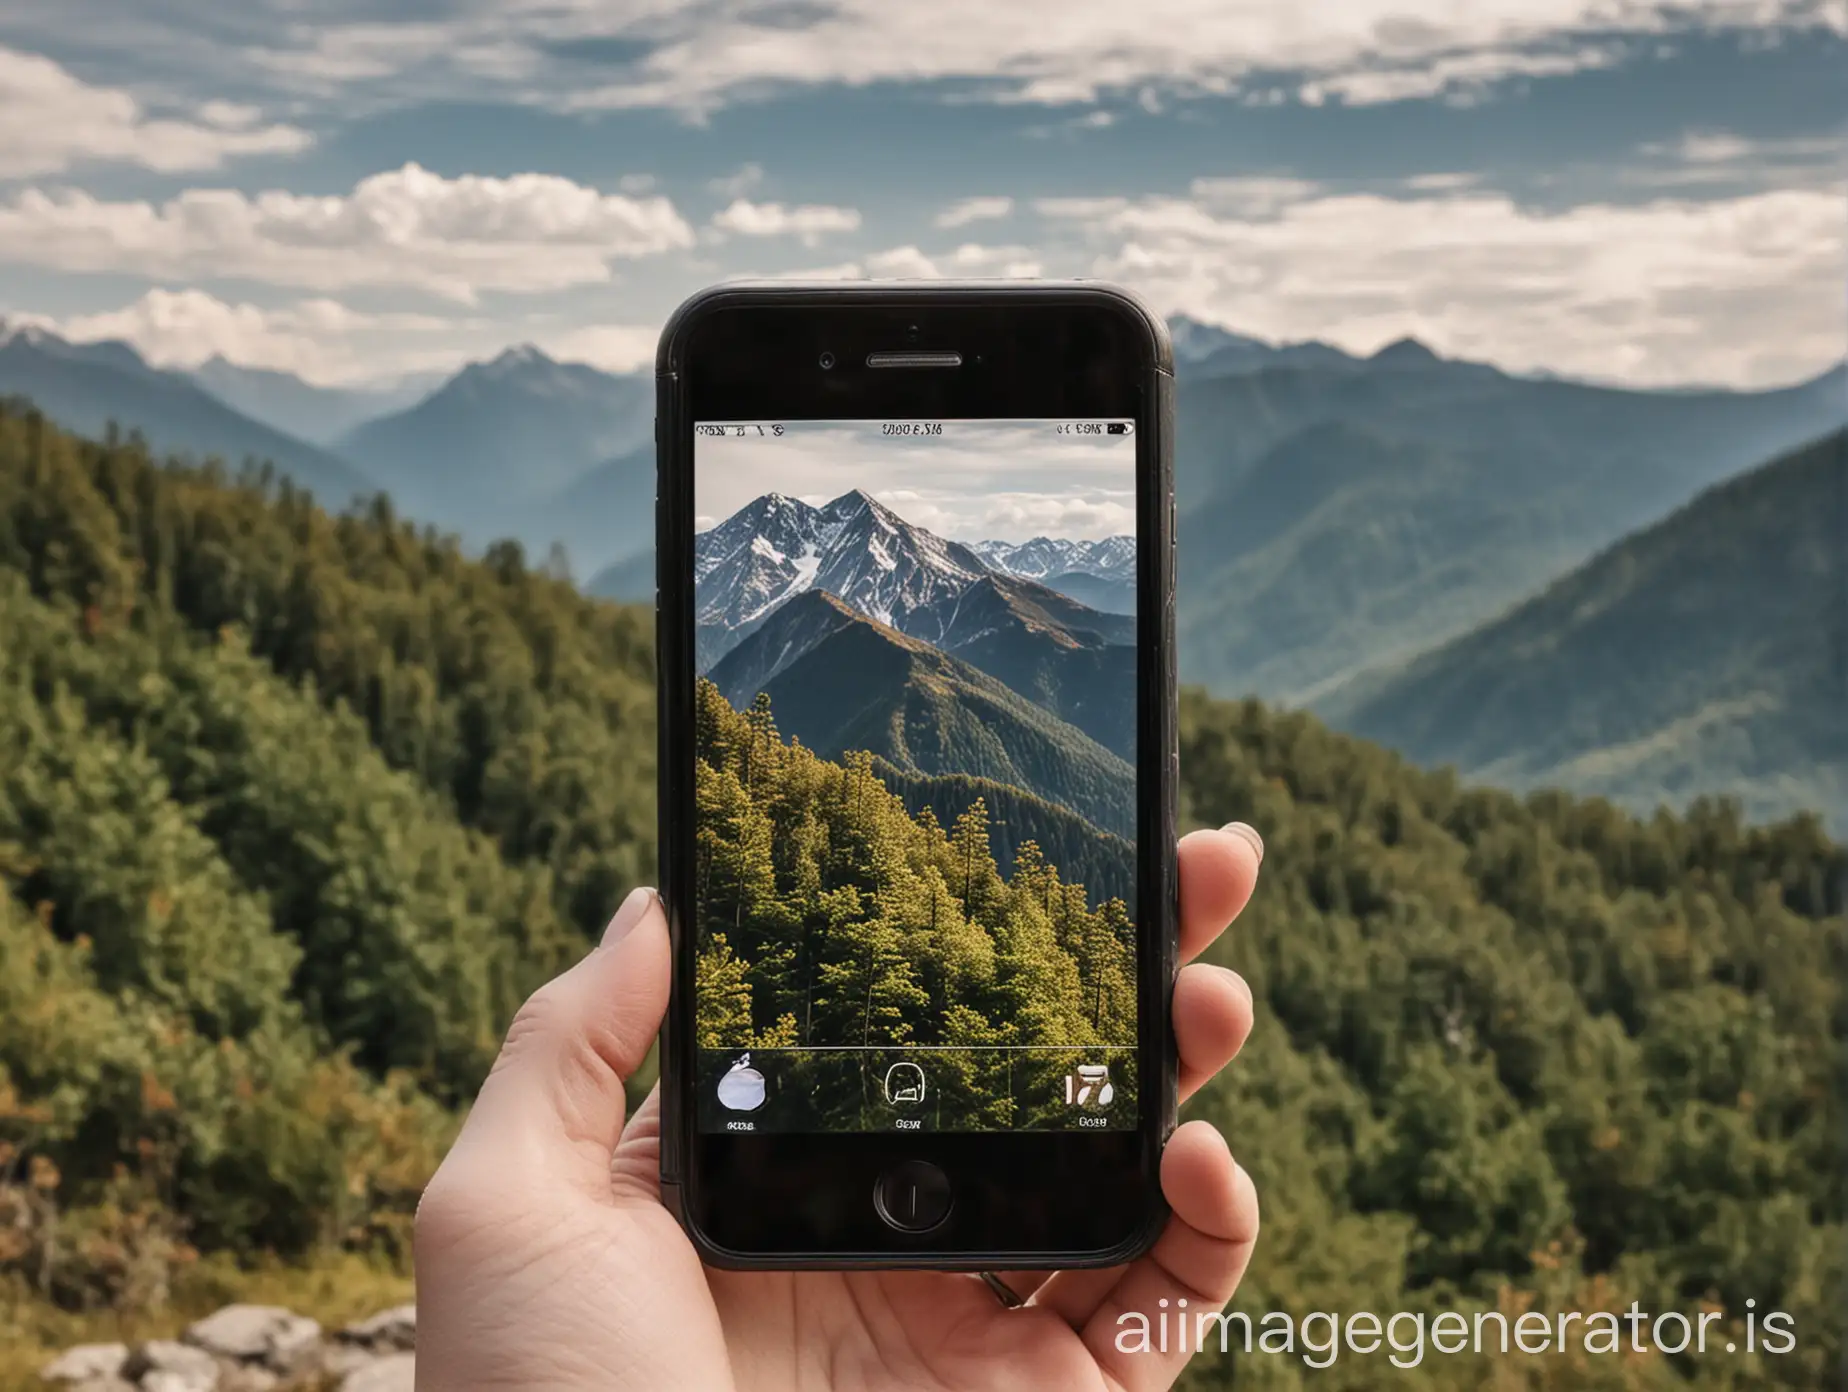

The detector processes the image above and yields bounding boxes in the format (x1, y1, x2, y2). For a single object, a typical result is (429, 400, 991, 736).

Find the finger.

(610, 1085, 663, 1203)
(1178, 823, 1263, 965)
(1078, 1124, 1259, 1390)
(442, 887, 669, 1203)
(1175, 963, 1255, 1104)
(1030, 1121, 1253, 1332)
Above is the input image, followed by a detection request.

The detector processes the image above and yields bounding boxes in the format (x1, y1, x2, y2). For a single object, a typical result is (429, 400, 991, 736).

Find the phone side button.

(873, 1160, 953, 1233)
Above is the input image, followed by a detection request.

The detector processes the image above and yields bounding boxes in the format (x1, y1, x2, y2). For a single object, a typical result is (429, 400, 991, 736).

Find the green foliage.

(1176, 690, 1843, 1388)
(0, 401, 650, 1314)
(692, 680, 1138, 1111)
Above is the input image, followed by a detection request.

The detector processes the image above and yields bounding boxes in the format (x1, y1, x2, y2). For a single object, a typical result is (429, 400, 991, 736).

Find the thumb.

(444, 887, 670, 1202)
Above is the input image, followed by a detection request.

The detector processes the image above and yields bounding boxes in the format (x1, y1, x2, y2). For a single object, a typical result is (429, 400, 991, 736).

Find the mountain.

(530, 443, 655, 585)
(1332, 429, 1847, 828)
(907, 574, 1137, 758)
(707, 590, 1136, 837)
(189, 357, 441, 446)
(1166, 314, 1357, 377)
(0, 325, 372, 506)
(695, 489, 992, 665)
(1176, 356, 1848, 703)
(971, 535, 1137, 615)
(338, 345, 653, 566)
(588, 547, 653, 602)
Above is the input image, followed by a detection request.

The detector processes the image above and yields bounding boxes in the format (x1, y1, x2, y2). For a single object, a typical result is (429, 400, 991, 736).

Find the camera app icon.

(884, 1062, 926, 1106)
(1063, 1063, 1115, 1108)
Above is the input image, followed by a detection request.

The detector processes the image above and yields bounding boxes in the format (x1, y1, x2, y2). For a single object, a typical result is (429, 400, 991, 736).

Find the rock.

(340, 1354, 414, 1392)
(64, 1381, 137, 1392)
(126, 1340, 221, 1390)
(184, 1305, 321, 1374)
(40, 1343, 128, 1382)
(217, 1368, 280, 1392)
(318, 1346, 377, 1379)
(337, 1304, 416, 1353)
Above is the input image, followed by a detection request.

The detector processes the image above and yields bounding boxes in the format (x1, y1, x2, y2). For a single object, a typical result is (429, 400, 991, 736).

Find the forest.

(0, 397, 1841, 1389)
(692, 680, 1137, 1129)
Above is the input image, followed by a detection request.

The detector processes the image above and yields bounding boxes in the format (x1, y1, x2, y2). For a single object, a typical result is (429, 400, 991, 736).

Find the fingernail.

(601, 886, 655, 949)
(1222, 821, 1264, 863)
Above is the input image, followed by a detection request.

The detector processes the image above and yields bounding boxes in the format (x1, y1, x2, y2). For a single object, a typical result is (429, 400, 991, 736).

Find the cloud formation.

(13, 287, 459, 384)
(935, 197, 1014, 229)
(710, 198, 862, 243)
(0, 163, 694, 302)
(1043, 180, 1846, 386)
(0, 45, 309, 177)
(8, 0, 1838, 119)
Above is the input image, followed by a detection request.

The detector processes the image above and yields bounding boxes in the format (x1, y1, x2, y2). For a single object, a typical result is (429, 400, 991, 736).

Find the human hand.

(413, 823, 1264, 1390)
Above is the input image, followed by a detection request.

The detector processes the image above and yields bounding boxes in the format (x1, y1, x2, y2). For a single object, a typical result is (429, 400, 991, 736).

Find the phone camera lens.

(904, 323, 921, 344)
(819, 351, 836, 370)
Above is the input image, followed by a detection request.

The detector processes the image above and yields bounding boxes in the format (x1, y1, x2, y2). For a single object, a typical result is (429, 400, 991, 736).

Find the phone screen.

(691, 417, 1141, 1135)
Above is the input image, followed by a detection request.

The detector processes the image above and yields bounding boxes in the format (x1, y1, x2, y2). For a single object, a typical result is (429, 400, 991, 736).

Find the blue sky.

(0, 1, 1840, 388)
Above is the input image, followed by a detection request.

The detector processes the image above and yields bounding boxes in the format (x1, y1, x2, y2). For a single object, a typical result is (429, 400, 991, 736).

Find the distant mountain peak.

(1370, 336, 1443, 367)
(488, 342, 554, 370)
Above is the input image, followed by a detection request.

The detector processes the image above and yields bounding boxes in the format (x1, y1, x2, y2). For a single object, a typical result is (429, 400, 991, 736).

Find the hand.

(414, 824, 1264, 1391)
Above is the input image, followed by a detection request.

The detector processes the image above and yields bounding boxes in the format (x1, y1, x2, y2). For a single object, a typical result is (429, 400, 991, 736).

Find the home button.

(874, 1160, 952, 1232)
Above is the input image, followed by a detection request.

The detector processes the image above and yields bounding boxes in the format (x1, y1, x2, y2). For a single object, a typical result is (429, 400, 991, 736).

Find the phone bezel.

(655, 281, 1177, 1269)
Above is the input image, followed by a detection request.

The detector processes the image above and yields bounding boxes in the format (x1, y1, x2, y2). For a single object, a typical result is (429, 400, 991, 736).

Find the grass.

(0, 1251, 412, 1391)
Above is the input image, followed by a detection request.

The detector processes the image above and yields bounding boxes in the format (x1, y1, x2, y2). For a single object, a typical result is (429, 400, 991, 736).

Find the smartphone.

(655, 281, 1177, 1268)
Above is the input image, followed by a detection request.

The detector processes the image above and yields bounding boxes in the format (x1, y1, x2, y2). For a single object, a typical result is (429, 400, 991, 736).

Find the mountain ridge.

(708, 589, 1137, 837)
(1332, 428, 1848, 828)
(0, 326, 373, 507)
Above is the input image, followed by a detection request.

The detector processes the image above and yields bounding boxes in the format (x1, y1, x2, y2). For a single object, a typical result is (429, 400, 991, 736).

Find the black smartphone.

(655, 281, 1177, 1268)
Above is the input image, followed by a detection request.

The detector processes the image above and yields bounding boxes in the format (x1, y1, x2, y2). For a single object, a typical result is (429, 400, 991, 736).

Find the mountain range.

(4, 311, 1842, 828)
(190, 356, 444, 446)
(967, 535, 1137, 614)
(0, 324, 374, 507)
(0, 326, 661, 584)
(1331, 429, 1847, 828)
(337, 345, 655, 574)
(1175, 349, 1846, 706)
(696, 490, 1139, 835)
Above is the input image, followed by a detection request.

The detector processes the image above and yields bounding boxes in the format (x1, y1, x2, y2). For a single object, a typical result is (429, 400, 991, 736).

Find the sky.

(695, 420, 1139, 541)
(0, 1, 1841, 390)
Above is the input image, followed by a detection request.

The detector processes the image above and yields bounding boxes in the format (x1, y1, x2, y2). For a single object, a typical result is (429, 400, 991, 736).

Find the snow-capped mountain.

(695, 489, 991, 664)
(969, 535, 1137, 584)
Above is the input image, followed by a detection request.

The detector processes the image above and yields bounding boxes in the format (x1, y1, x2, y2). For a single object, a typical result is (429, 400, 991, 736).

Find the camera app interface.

(692, 419, 1139, 1133)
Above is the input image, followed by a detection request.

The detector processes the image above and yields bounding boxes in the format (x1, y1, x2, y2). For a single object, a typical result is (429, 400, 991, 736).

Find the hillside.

(0, 327, 373, 507)
(337, 345, 652, 565)
(1334, 429, 1848, 829)
(189, 357, 436, 446)
(911, 574, 1137, 759)
(708, 589, 1137, 838)
(1175, 355, 1846, 700)
(1, 401, 1841, 1390)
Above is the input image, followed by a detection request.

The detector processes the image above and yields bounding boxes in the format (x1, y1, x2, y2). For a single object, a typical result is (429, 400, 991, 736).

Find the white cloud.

(0, 162, 695, 302)
(1043, 183, 1846, 387)
(761, 242, 1045, 280)
(14, 287, 460, 384)
(936, 197, 1014, 228)
(710, 198, 862, 243)
(538, 322, 660, 373)
(0, 45, 310, 177)
(14, 0, 1835, 121)
(709, 163, 765, 198)
(555, 0, 1841, 112)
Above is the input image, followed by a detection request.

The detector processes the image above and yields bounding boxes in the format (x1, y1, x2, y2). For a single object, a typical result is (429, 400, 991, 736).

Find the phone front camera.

(819, 351, 837, 370)
(904, 323, 921, 344)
